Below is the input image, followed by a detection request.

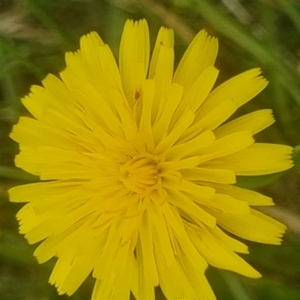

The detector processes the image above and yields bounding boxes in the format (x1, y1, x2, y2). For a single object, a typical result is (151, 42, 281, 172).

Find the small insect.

(134, 89, 142, 105)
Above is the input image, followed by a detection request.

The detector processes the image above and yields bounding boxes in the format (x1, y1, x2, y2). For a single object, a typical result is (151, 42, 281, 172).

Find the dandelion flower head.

(9, 19, 293, 300)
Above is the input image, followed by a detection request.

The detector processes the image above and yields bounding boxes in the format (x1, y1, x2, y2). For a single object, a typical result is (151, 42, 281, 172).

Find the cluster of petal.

(10, 19, 293, 300)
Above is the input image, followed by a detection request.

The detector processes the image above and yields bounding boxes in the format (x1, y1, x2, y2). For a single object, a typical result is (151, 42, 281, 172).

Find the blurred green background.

(0, 0, 300, 299)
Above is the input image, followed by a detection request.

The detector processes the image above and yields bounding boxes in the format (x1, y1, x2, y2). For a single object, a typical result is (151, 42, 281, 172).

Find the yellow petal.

(10, 117, 75, 151)
(138, 80, 155, 134)
(171, 66, 219, 128)
(180, 167, 236, 184)
(210, 208, 287, 244)
(207, 143, 294, 175)
(159, 156, 202, 175)
(214, 109, 275, 138)
(177, 254, 215, 299)
(138, 210, 159, 286)
(207, 183, 274, 206)
(186, 224, 261, 278)
(153, 83, 183, 144)
(210, 193, 250, 214)
(53, 227, 98, 295)
(173, 30, 218, 92)
(198, 131, 254, 164)
(180, 99, 237, 142)
(110, 251, 133, 300)
(149, 27, 174, 79)
(201, 68, 268, 115)
(164, 176, 216, 200)
(208, 226, 249, 254)
(153, 246, 185, 299)
(154, 110, 194, 155)
(119, 19, 150, 106)
(167, 189, 216, 228)
(9, 180, 81, 203)
(161, 202, 186, 238)
(93, 223, 121, 279)
(92, 268, 117, 299)
(148, 200, 175, 266)
(149, 27, 174, 121)
(80, 32, 122, 92)
(166, 130, 215, 161)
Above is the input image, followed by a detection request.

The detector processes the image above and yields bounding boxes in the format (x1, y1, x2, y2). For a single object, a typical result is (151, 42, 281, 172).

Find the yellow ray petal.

(181, 167, 236, 184)
(10, 117, 75, 149)
(210, 208, 287, 244)
(153, 83, 183, 144)
(209, 193, 250, 214)
(135, 241, 155, 300)
(197, 131, 254, 164)
(163, 176, 216, 200)
(64, 50, 86, 83)
(110, 250, 133, 300)
(9, 180, 82, 203)
(176, 233, 208, 273)
(177, 254, 215, 300)
(180, 99, 237, 142)
(80, 32, 122, 93)
(207, 183, 274, 206)
(148, 200, 175, 266)
(214, 109, 275, 138)
(16, 204, 42, 234)
(27, 75, 77, 122)
(138, 210, 159, 286)
(154, 110, 194, 155)
(200, 68, 268, 115)
(119, 19, 150, 106)
(34, 229, 72, 263)
(159, 156, 202, 175)
(139, 80, 155, 134)
(57, 228, 98, 295)
(165, 130, 215, 161)
(92, 272, 115, 300)
(21, 90, 47, 120)
(206, 143, 294, 175)
(93, 223, 122, 279)
(149, 27, 174, 121)
(173, 30, 218, 93)
(171, 66, 219, 128)
(207, 226, 249, 254)
(153, 246, 186, 299)
(23, 196, 98, 244)
(161, 202, 186, 238)
(167, 189, 216, 228)
(149, 27, 174, 79)
(186, 224, 261, 278)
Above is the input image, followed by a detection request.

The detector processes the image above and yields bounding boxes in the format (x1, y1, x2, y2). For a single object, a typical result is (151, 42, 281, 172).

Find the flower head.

(9, 19, 293, 300)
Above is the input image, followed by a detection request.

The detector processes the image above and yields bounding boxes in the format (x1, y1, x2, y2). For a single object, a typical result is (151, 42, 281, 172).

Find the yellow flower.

(9, 19, 293, 300)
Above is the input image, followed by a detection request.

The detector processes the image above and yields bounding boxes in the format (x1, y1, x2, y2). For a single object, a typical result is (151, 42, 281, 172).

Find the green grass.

(1, 0, 300, 299)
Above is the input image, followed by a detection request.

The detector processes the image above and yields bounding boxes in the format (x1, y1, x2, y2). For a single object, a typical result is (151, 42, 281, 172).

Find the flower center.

(120, 153, 159, 195)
